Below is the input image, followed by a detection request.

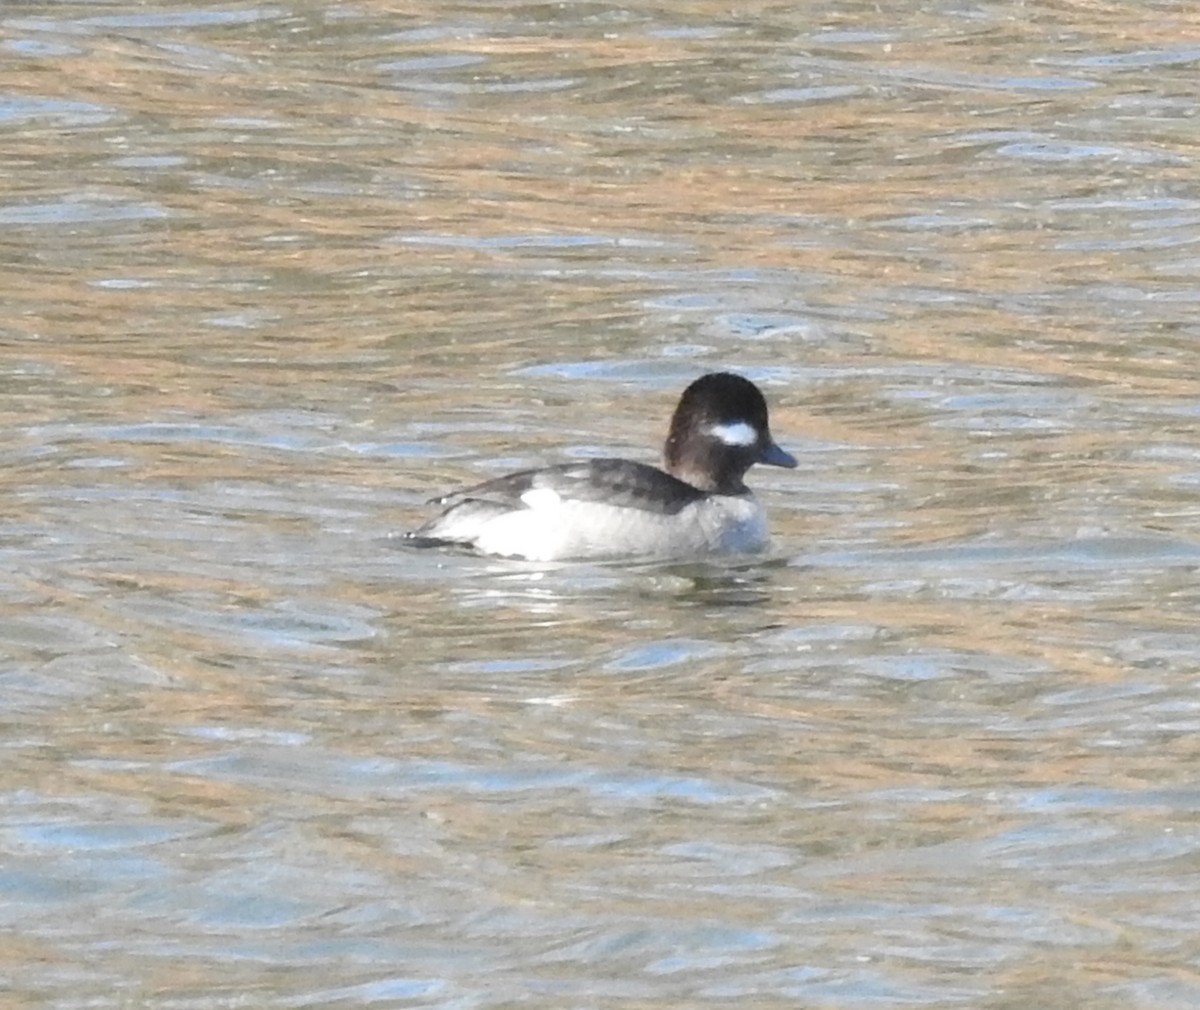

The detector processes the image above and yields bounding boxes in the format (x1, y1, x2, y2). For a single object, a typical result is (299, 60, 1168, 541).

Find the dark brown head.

(663, 372, 796, 494)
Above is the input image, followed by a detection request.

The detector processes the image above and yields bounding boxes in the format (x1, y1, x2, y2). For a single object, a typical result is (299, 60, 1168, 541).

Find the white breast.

(471, 492, 769, 561)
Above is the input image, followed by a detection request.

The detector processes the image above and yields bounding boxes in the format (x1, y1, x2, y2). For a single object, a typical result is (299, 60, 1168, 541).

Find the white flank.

(519, 486, 562, 511)
(707, 420, 758, 447)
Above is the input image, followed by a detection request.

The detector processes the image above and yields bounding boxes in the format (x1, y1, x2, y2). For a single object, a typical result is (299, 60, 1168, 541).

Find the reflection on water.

(3, 0, 1200, 1007)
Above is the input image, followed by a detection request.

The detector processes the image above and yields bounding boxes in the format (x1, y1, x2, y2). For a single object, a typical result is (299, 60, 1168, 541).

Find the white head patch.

(707, 420, 758, 447)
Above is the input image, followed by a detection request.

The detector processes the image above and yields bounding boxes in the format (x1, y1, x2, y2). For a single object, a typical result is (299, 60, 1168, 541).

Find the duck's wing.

(435, 459, 705, 515)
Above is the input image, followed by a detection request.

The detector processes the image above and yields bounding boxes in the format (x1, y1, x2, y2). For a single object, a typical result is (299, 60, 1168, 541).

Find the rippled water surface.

(3, 1, 1200, 1007)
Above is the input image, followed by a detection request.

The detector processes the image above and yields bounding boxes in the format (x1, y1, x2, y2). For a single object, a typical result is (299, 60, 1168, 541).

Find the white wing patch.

(519, 486, 562, 511)
(707, 420, 758, 447)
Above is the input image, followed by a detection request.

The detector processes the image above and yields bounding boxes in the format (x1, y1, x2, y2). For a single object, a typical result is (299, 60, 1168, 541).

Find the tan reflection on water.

(2, 0, 1200, 1006)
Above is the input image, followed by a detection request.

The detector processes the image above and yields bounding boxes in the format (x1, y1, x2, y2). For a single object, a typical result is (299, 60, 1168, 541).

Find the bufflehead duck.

(405, 371, 796, 562)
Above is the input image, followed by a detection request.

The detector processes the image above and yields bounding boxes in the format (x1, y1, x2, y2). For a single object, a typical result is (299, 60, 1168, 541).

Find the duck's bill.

(760, 441, 798, 468)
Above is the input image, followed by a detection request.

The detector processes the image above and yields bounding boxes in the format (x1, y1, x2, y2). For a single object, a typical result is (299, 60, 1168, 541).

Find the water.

(3, 1, 1200, 1007)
